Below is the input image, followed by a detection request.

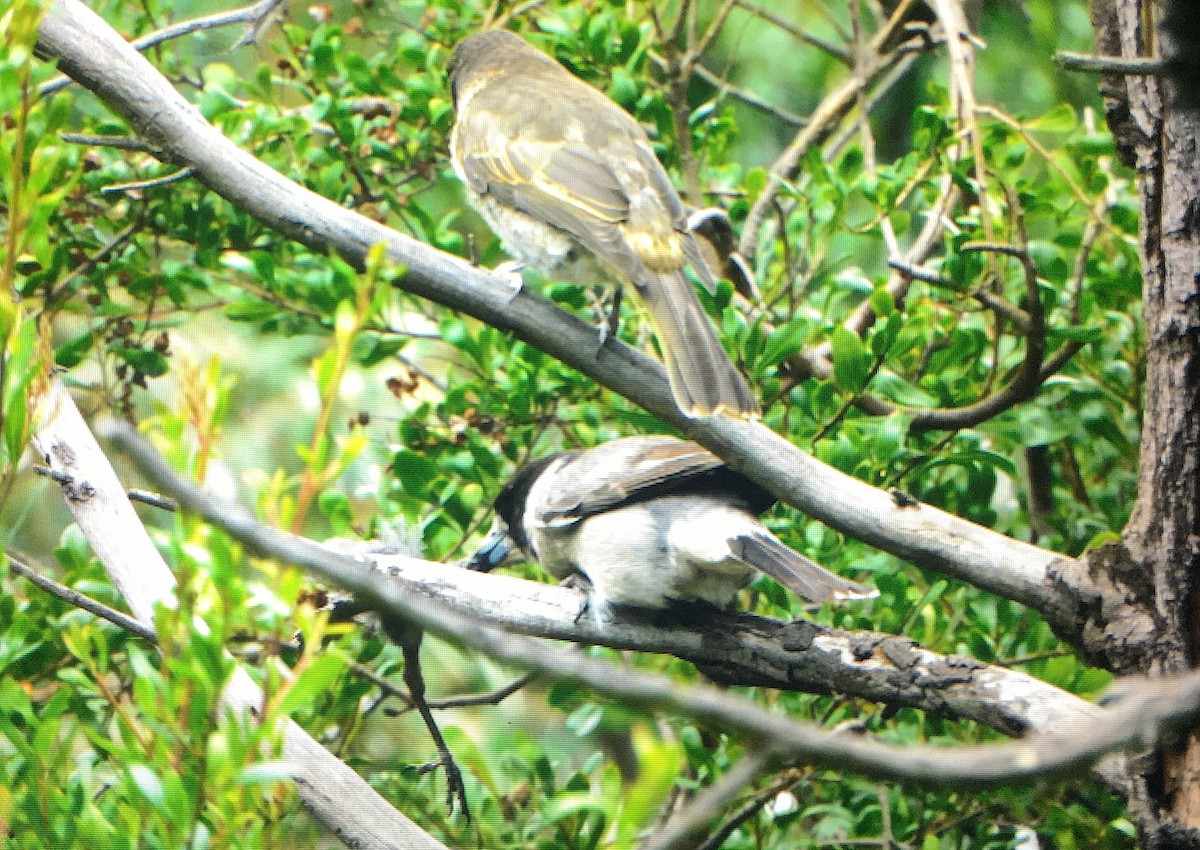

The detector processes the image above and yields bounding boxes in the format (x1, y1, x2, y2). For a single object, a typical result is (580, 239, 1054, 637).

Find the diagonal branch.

(100, 416, 1196, 791)
(645, 749, 776, 850)
(111, 418, 1108, 742)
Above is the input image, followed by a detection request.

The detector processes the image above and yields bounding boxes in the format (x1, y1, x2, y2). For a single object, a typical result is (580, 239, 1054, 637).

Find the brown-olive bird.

(447, 30, 759, 419)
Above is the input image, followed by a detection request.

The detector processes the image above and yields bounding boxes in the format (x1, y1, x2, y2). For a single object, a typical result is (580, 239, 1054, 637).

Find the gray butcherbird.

(467, 435, 875, 619)
(447, 29, 759, 419)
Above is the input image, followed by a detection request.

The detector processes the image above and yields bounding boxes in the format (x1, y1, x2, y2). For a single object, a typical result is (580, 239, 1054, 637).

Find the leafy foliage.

(0, 0, 1144, 846)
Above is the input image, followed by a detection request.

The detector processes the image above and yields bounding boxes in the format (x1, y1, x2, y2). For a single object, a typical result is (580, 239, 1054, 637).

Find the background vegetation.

(0, 0, 1148, 847)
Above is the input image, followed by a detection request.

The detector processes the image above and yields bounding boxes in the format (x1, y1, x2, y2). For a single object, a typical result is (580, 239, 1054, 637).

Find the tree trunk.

(1094, 0, 1200, 842)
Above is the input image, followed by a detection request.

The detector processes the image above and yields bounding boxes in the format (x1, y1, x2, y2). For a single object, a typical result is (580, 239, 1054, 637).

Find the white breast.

(529, 495, 756, 612)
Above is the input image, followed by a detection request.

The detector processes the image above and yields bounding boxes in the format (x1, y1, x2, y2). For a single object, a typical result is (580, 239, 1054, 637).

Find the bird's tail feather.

(641, 270, 759, 418)
(730, 531, 875, 603)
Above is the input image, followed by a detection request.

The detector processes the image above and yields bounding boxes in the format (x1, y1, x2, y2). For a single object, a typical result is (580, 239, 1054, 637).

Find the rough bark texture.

(1044, 544, 1160, 670)
(1093, 0, 1200, 842)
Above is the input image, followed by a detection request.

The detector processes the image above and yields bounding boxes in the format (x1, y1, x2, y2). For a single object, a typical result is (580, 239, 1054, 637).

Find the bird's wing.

(537, 436, 728, 523)
(458, 129, 635, 250)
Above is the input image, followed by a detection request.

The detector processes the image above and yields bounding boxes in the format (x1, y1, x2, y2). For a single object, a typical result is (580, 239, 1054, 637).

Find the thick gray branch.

(102, 418, 1097, 739)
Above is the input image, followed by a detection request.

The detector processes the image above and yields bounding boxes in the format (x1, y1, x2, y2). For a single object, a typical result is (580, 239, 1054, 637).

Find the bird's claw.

(593, 287, 623, 350)
(491, 260, 525, 302)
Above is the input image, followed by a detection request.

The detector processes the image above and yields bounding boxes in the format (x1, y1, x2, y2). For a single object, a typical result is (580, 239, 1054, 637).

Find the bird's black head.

(491, 452, 565, 551)
(467, 451, 569, 572)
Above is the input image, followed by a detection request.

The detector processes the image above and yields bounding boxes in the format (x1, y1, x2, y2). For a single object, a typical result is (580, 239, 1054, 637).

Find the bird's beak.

(467, 522, 516, 572)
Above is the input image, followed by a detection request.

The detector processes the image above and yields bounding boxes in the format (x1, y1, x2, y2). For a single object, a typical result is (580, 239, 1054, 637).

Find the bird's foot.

(490, 260, 525, 302)
(593, 286, 623, 349)
(559, 573, 595, 623)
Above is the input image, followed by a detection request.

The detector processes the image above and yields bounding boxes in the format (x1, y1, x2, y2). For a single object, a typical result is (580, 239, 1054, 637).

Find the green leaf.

(128, 764, 167, 810)
(317, 490, 353, 534)
(55, 330, 93, 368)
(608, 68, 638, 108)
(392, 449, 438, 498)
(1031, 104, 1077, 133)
(354, 333, 408, 367)
(743, 166, 767, 197)
(544, 793, 610, 823)
(277, 651, 347, 717)
(830, 327, 871, 393)
(1053, 325, 1104, 343)
(3, 315, 38, 463)
(870, 313, 903, 357)
(236, 761, 299, 785)
(112, 346, 169, 378)
(1067, 132, 1115, 156)
(869, 287, 896, 318)
(760, 317, 809, 366)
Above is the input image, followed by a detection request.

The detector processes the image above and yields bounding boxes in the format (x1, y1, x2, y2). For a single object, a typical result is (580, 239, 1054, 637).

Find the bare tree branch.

(1055, 51, 1167, 74)
(104, 417, 1101, 739)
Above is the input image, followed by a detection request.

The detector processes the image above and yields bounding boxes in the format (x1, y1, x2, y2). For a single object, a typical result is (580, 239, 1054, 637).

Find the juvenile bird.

(468, 435, 874, 619)
(447, 29, 758, 419)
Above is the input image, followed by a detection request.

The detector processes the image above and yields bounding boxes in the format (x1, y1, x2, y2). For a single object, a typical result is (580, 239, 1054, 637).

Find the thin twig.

(930, 0, 993, 246)
(740, 0, 923, 258)
(352, 661, 535, 712)
(1055, 52, 1166, 75)
(818, 178, 957, 350)
(694, 767, 809, 850)
(490, 0, 550, 28)
(60, 133, 156, 152)
(44, 221, 139, 308)
(732, 0, 852, 64)
(8, 555, 157, 641)
(39, 0, 289, 96)
(682, 59, 807, 128)
(128, 488, 180, 511)
(904, 225, 1047, 432)
(888, 260, 1033, 332)
(825, 52, 921, 160)
(429, 673, 536, 709)
(100, 167, 196, 194)
(646, 749, 776, 850)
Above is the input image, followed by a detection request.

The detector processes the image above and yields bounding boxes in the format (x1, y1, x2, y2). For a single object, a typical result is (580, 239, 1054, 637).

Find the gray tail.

(641, 270, 759, 419)
(729, 531, 875, 604)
